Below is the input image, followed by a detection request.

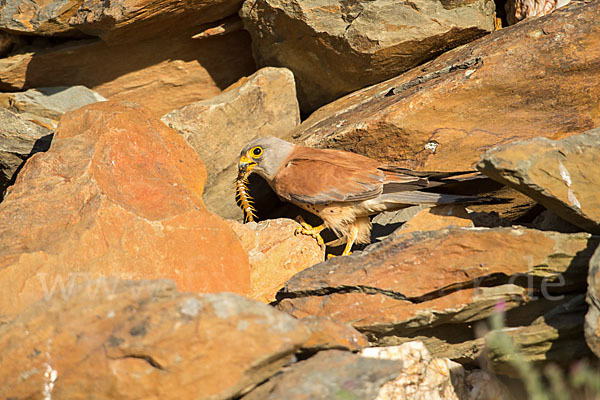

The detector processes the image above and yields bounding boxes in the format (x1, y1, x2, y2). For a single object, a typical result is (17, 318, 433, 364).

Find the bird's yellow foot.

(326, 252, 352, 260)
(295, 216, 325, 248)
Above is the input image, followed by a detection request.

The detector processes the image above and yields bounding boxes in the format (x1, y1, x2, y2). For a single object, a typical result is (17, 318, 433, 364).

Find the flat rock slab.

(276, 227, 598, 365)
(240, 0, 495, 112)
(242, 349, 403, 400)
(0, 101, 250, 322)
(478, 127, 600, 234)
(290, 2, 600, 172)
(162, 67, 300, 219)
(0, 0, 244, 43)
(0, 85, 106, 122)
(0, 280, 310, 399)
(0, 27, 256, 116)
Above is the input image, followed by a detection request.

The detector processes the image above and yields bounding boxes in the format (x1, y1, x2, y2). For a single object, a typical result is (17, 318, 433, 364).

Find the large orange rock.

(0, 280, 310, 399)
(0, 26, 256, 116)
(290, 2, 600, 171)
(0, 101, 250, 322)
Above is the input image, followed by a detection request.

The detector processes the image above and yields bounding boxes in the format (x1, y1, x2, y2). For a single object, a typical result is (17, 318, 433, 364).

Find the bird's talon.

(294, 216, 326, 249)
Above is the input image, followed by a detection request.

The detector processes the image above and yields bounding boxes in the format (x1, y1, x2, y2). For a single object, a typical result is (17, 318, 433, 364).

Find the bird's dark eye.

(251, 146, 263, 158)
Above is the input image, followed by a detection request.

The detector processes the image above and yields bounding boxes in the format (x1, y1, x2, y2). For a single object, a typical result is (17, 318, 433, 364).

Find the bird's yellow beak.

(238, 152, 257, 175)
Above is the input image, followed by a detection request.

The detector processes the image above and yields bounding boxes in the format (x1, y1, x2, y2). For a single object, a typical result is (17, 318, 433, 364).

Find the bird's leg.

(326, 225, 359, 259)
(341, 225, 359, 256)
(295, 215, 326, 248)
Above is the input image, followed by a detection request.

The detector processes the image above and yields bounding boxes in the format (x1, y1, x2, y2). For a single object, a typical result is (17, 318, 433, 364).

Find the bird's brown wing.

(271, 146, 387, 204)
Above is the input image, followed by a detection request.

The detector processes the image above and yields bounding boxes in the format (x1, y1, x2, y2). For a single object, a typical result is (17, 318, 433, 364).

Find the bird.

(236, 136, 483, 256)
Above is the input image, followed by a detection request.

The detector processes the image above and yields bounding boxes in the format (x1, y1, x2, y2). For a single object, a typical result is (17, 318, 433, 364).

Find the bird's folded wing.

(272, 157, 385, 204)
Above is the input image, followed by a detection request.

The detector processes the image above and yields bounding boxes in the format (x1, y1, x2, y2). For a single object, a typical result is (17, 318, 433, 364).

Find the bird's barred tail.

(376, 191, 488, 206)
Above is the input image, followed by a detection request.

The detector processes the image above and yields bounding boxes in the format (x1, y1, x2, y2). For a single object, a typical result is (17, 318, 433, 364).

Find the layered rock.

(240, 0, 495, 112)
(478, 127, 600, 234)
(162, 67, 300, 219)
(0, 85, 106, 125)
(0, 101, 250, 321)
(0, 0, 245, 43)
(228, 218, 325, 303)
(0, 280, 311, 399)
(0, 27, 256, 115)
(300, 316, 368, 352)
(276, 227, 598, 367)
(242, 349, 403, 400)
(0, 108, 52, 199)
(290, 2, 600, 172)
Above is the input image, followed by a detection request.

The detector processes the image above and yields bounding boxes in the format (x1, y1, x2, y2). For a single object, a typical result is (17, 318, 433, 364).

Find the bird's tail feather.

(377, 191, 483, 206)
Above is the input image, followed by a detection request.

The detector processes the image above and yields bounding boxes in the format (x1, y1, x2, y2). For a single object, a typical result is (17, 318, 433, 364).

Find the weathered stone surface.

(240, 0, 495, 112)
(0, 85, 106, 122)
(276, 227, 598, 365)
(243, 349, 403, 400)
(0, 0, 244, 43)
(290, 2, 600, 171)
(0, 101, 250, 322)
(478, 128, 600, 234)
(0, 280, 311, 400)
(505, 0, 571, 25)
(162, 67, 300, 219)
(0, 108, 52, 199)
(228, 218, 324, 303)
(361, 342, 468, 400)
(585, 246, 600, 357)
(300, 316, 368, 352)
(0, 27, 256, 116)
(395, 205, 474, 236)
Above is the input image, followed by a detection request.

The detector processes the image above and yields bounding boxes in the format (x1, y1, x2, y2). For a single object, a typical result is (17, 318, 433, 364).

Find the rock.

(228, 218, 325, 303)
(0, 0, 245, 43)
(0, 85, 107, 126)
(240, 0, 495, 112)
(0, 279, 311, 399)
(300, 316, 368, 352)
(0, 26, 256, 116)
(505, 0, 571, 25)
(162, 67, 300, 219)
(395, 205, 474, 236)
(478, 127, 600, 234)
(361, 341, 468, 400)
(531, 209, 583, 233)
(0, 108, 53, 200)
(290, 2, 600, 171)
(242, 349, 403, 400)
(486, 293, 592, 375)
(585, 246, 600, 357)
(0, 101, 250, 322)
(276, 227, 598, 366)
(465, 370, 516, 400)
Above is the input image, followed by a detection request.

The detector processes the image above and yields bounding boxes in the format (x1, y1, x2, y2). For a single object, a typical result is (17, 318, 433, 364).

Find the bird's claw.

(294, 216, 325, 248)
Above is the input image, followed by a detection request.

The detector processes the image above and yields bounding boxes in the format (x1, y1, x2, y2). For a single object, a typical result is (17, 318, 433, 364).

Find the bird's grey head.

(238, 136, 296, 181)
